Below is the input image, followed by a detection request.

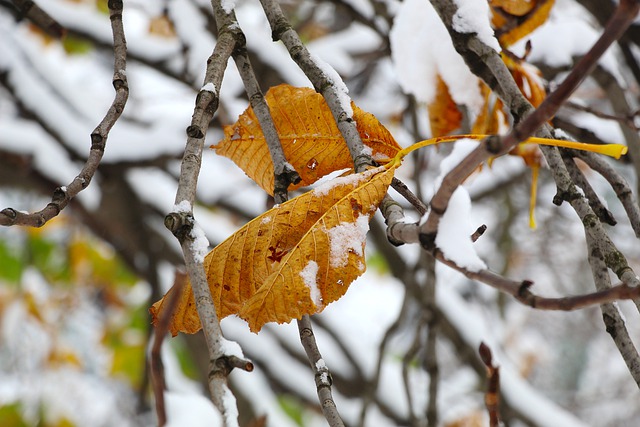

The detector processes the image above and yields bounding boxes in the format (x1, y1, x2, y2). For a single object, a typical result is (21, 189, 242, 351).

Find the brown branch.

(231, 46, 300, 203)
(479, 343, 501, 427)
(150, 271, 188, 427)
(0, 0, 128, 228)
(11, 0, 66, 38)
(564, 100, 639, 131)
(435, 250, 640, 310)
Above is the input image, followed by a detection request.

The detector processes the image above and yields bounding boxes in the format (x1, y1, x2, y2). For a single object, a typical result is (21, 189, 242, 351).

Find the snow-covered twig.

(0, 0, 128, 228)
(164, 2, 252, 424)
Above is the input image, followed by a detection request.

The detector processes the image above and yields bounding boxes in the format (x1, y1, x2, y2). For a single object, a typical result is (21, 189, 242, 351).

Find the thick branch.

(166, 3, 252, 424)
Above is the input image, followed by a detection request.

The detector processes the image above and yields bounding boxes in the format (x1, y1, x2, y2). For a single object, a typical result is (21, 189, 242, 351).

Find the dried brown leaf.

(213, 84, 401, 195)
(150, 165, 397, 334)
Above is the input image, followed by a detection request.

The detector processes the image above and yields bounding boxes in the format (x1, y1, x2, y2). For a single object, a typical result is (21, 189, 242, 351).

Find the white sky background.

(1, 0, 640, 425)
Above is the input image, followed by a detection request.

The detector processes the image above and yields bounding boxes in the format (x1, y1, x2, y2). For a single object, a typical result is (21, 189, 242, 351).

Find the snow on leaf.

(212, 84, 401, 195)
(150, 165, 397, 334)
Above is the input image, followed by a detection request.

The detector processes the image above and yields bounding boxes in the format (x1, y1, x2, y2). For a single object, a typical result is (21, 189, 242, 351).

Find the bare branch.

(298, 316, 345, 427)
(574, 150, 640, 237)
(258, 0, 374, 173)
(479, 343, 501, 427)
(585, 232, 640, 387)
(10, 0, 65, 38)
(0, 0, 128, 228)
(164, 2, 254, 424)
(151, 271, 188, 427)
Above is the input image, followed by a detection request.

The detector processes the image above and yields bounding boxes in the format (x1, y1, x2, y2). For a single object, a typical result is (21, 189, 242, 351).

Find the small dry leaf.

(427, 75, 463, 137)
(494, 0, 555, 46)
(472, 83, 507, 135)
(148, 15, 177, 38)
(150, 165, 397, 334)
(491, 0, 536, 16)
(213, 84, 401, 195)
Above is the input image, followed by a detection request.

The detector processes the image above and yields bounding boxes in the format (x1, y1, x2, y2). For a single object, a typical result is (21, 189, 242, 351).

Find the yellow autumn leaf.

(493, 0, 555, 47)
(491, 0, 536, 17)
(213, 84, 401, 195)
(428, 75, 463, 137)
(150, 165, 397, 334)
(149, 15, 176, 38)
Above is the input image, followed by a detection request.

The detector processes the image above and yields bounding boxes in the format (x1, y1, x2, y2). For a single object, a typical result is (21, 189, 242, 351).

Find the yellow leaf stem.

(392, 134, 628, 165)
(529, 165, 539, 229)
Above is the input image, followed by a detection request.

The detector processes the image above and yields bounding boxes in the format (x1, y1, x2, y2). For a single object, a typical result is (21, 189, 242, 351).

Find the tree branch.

(0, 0, 128, 228)
(10, 0, 65, 38)
(258, 0, 375, 173)
(164, 2, 253, 424)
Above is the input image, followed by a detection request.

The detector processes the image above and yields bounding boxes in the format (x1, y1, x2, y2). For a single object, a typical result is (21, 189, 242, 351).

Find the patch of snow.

(300, 260, 323, 310)
(201, 82, 216, 93)
(221, 385, 239, 427)
(452, 0, 500, 51)
(189, 222, 210, 263)
(219, 337, 245, 359)
(327, 214, 370, 268)
(311, 54, 354, 117)
(313, 166, 385, 197)
(390, 0, 484, 117)
(221, 0, 236, 14)
(173, 200, 192, 213)
(434, 140, 486, 272)
(164, 391, 222, 427)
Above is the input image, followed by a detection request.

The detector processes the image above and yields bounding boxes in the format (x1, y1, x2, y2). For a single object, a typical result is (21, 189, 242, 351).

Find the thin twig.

(0, 0, 128, 227)
(298, 316, 345, 427)
(479, 343, 501, 427)
(421, 254, 439, 427)
(150, 271, 188, 427)
(573, 150, 640, 237)
(560, 152, 616, 226)
(10, 0, 65, 38)
(564, 100, 639, 131)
